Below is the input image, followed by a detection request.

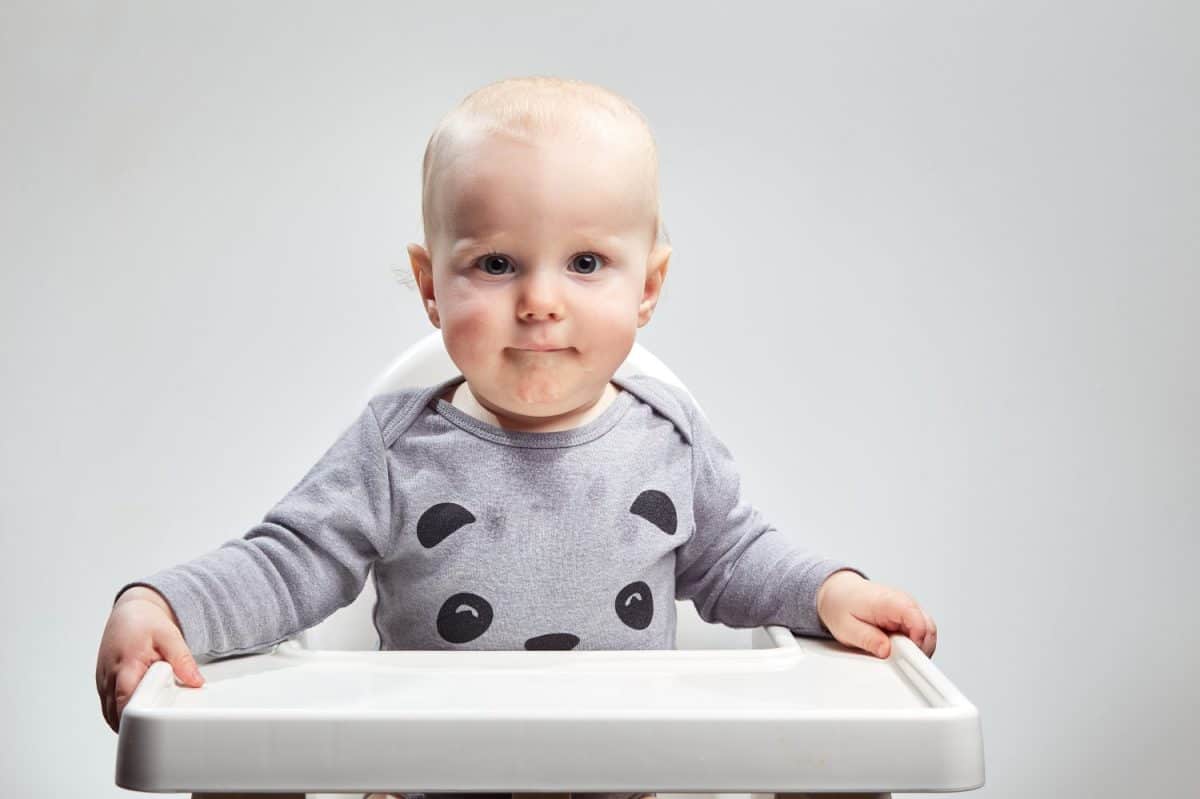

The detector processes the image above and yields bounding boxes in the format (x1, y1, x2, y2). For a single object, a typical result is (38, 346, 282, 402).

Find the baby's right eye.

(476, 252, 513, 276)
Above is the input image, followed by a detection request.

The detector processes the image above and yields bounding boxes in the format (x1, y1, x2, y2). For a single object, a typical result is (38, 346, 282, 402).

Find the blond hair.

(399, 76, 668, 289)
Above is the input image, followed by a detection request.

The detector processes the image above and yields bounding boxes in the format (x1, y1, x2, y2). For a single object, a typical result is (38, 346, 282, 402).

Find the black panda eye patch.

(437, 592, 494, 643)
(629, 489, 677, 535)
(417, 502, 477, 548)
(615, 581, 654, 630)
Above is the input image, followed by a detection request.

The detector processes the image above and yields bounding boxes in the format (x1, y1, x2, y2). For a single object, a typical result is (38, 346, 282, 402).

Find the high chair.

(115, 331, 985, 799)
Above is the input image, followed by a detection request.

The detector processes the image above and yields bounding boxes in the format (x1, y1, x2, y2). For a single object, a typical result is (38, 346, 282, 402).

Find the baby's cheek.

(444, 330, 488, 375)
(442, 299, 499, 361)
(592, 300, 639, 343)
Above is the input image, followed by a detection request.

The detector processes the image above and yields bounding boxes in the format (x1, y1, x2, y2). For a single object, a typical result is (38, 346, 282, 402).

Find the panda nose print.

(525, 632, 580, 650)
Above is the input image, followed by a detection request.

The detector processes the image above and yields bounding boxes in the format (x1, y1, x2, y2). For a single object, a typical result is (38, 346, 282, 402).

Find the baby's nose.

(516, 272, 565, 321)
(525, 632, 580, 650)
(518, 305, 563, 322)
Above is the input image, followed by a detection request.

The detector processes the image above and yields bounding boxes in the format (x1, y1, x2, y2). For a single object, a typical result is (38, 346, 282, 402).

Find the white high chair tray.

(116, 627, 984, 795)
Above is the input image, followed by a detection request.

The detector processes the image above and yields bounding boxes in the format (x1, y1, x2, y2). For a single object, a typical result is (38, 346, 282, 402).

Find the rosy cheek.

(441, 295, 499, 364)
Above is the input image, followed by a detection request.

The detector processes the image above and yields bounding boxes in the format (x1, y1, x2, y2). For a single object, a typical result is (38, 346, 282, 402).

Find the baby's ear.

(638, 243, 672, 327)
(406, 242, 432, 277)
(406, 243, 439, 328)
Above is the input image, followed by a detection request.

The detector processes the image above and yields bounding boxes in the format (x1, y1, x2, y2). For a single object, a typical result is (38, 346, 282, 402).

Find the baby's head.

(406, 76, 672, 425)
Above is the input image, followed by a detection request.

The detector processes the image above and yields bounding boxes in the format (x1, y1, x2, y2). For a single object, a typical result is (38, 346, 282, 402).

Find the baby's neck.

(444, 380, 619, 433)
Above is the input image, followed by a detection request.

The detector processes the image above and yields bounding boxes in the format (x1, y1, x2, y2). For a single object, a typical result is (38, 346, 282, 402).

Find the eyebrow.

(450, 233, 624, 257)
(450, 238, 486, 256)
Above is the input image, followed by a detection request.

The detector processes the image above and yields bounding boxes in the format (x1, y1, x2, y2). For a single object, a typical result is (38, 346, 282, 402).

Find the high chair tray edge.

(115, 627, 985, 794)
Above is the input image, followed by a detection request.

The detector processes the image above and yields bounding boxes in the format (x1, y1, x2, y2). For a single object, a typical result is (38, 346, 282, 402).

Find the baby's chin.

(502, 378, 589, 412)
(481, 370, 610, 415)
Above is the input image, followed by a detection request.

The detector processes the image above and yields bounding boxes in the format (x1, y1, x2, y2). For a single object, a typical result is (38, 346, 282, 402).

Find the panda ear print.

(629, 489, 677, 535)
(417, 502, 477, 548)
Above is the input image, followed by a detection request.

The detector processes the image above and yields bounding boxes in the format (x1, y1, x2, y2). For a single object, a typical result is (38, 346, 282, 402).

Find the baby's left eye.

(569, 253, 606, 274)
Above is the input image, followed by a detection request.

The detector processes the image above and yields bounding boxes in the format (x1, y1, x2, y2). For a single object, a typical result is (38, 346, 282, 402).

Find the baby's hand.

(815, 570, 937, 659)
(95, 586, 205, 733)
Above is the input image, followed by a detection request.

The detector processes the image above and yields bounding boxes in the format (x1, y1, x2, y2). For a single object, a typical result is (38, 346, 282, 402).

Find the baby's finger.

(96, 664, 110, 730)
(104, 678, 117, 733)
(923, 611, 938, 658)
(156, 628, 204, 687)
(114, 662, 150, 730)
(870, 594, 927, 647)
(865, 590, 912, 628)
(836, 613, 891, 659)
(902, 605, 929, 651)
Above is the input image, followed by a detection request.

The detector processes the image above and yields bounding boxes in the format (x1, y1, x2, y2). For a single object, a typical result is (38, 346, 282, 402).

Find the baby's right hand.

(96, 586, 205, 733)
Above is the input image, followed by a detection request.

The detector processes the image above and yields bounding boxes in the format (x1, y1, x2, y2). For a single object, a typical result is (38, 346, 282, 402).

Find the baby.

(96, 76, 937, 799)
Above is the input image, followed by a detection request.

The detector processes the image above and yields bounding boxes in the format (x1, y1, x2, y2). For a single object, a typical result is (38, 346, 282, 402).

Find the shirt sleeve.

(673, 398, 867, 638)
(112, 402, 395, 659)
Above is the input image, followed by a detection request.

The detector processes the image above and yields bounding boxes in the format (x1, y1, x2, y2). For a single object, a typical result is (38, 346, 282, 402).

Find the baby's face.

(409, 129, 671, 425)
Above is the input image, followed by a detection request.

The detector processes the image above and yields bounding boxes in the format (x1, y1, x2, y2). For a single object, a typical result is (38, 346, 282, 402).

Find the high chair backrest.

(297, 331, 753, 652)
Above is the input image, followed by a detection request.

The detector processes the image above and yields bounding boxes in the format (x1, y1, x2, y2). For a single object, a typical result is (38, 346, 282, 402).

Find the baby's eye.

(473, 252, 607, 276)
(477, 253, 513, 276)
(569, 252, 606, 274)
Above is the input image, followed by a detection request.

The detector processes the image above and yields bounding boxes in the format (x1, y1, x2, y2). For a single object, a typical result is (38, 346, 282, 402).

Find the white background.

(1, 1, 1196, 796)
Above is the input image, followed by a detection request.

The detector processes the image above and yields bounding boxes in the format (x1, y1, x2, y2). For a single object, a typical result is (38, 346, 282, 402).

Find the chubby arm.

(112, 402, 395, 659)
(673, 398, 866, 638)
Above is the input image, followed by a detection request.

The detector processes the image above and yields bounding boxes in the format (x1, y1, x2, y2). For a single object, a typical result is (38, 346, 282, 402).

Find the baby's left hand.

(815, 570, 937, 659)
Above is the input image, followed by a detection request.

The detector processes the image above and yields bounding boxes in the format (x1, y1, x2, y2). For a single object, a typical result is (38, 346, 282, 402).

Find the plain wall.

(1, 1, 1196, 796)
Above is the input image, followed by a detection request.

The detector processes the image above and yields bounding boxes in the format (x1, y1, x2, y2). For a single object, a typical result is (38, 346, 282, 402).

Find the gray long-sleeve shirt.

(115, 372, 866, 659)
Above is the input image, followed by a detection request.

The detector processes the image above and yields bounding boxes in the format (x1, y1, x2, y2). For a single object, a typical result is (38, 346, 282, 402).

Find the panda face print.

(417, 489, 677, 650)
